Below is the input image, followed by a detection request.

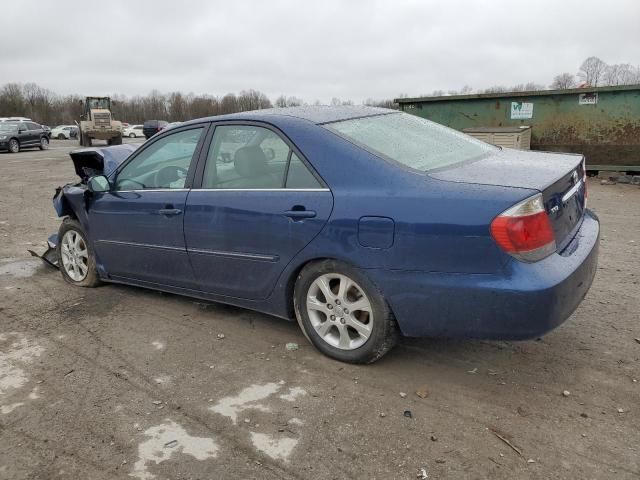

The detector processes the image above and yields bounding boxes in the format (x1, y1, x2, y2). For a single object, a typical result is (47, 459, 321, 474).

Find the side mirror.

(88, 175, 110, 193)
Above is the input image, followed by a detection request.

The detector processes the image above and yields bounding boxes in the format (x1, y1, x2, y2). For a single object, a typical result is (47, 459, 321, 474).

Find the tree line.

(414, 56, 640, 97)
(1, 56, 637, 125)
(0, 83, 397, 126)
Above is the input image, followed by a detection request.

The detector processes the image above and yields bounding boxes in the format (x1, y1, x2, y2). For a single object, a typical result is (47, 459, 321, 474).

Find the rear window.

(327, 112, 497, 171)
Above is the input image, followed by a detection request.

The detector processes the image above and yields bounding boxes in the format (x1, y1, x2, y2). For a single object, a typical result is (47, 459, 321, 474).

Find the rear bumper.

(369, 210, 600, 339)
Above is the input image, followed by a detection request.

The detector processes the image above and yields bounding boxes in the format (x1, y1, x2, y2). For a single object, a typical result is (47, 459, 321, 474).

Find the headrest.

(234, 146, 269, 178)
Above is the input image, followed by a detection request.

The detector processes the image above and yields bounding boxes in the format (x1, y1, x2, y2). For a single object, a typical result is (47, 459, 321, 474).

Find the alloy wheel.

(9, 139, 19, 153)
(306, 273, 373, 350)
(60, 230, 89, 282)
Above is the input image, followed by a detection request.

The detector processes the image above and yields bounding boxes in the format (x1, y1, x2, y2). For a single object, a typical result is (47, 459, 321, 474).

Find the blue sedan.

(51, 106, 599, 363)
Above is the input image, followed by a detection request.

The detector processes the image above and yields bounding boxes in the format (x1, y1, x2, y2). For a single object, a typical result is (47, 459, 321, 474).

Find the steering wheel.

(154, 166, 188, 188)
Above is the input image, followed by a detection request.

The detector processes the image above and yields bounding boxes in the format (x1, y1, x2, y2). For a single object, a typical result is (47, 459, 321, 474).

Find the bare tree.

(551, 73, 577, 89)
(275, 95, 304, 108)
(578, 56, 608, 86)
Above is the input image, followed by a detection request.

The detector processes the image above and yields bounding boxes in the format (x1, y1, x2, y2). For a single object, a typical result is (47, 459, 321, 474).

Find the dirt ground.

(0, 140, 638, 480)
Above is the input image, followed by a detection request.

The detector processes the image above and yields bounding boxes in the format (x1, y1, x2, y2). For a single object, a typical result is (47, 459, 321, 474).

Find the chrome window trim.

(191, 188, 331, 193)
(111, 189, 190, 193)
(561, 180, 583, 203)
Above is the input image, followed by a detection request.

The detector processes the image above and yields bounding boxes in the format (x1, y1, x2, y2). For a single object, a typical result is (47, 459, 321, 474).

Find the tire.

(293, 259, 398, 364)
(8, 138, 19, 153)
(56, 218, 101, 288)
(39, 136, 49, 150)
(108, 135, 122, 146)
(57, 133, 66, 140)
(129, 133, 135, 138)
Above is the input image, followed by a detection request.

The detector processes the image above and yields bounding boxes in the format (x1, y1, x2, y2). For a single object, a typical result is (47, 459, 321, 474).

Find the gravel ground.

(0, 140, 639, 479)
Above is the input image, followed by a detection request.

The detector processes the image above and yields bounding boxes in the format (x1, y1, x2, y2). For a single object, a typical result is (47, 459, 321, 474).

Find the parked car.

(123, 125, 145, 138)
(142, 120, 168, 139)
(51, 125, 77, 140)
(50, 106, 598, 363)
(0, 121, 49, 153)
(0, 117, 32, 122)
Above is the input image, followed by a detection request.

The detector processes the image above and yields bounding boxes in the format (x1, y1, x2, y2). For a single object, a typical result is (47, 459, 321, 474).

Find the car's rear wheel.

(39, 137, 49, 150)
(57, 133, 66, 140)
(57, 219, 101, 287)
(129, 133, 135, 138)
(294, 259, 398, 364)
(8, 139, 19, 153)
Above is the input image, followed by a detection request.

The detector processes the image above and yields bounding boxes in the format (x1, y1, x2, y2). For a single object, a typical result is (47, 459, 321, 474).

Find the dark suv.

(0, 122, 49, 153)
(142, 120, 168, 139)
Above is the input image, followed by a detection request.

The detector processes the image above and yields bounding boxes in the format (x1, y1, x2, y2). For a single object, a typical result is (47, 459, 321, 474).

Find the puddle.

(131, 419, 219, 480)
(0, 259, 41, 278)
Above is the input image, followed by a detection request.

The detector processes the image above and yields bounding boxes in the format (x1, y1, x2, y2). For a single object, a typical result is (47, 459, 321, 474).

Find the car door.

(18, 123, 34, 146)
(88, 125, 208, 287)
(28, 123, 43, 144)
(184, 123, 333, 300)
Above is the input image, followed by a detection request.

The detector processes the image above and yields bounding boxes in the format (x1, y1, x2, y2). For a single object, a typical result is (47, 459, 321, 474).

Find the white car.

(123, 125, 145, 138)
(50, 125, 77, 140)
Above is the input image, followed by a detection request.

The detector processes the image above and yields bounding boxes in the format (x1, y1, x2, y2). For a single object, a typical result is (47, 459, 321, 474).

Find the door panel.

(87, 126, 207, 287)
(89, 190, 193, 286)
(184, 190, 333, 299)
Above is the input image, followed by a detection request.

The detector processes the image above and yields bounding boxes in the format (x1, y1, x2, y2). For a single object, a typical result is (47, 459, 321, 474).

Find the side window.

(18, 123, 28, 132)
(202, 125, 289, 189)
(28, 122, 40, 130)
(286, 152, 322, 188)
(115, 127, 203, 190)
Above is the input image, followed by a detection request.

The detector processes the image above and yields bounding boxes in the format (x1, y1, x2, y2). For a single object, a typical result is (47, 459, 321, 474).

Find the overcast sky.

(2, 0, 639, 103)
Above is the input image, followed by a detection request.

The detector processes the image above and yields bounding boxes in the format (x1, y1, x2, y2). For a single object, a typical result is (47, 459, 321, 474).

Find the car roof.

(185, 105, 397, 126)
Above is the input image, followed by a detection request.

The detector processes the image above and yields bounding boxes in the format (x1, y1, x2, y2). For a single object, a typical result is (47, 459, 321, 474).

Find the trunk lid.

(430, 148, 586, 250)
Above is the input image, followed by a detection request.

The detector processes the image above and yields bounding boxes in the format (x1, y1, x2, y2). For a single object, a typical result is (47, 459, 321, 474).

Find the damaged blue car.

(50, 106, 599, 363)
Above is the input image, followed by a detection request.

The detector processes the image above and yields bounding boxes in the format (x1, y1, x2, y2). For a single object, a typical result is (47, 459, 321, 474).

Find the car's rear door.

(18, 123, 35, 146)
(184, 122, 333, 300)
(88, 125, 208, 287)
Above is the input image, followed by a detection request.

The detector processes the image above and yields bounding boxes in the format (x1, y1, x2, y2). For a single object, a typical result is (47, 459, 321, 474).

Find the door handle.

(284, 209, 316, 220)
(158, 208, 182, 216)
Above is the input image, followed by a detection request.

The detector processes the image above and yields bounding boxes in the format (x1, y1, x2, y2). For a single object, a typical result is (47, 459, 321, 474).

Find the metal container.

(396, 85, 640, 171)
(462, 126, 531, 150)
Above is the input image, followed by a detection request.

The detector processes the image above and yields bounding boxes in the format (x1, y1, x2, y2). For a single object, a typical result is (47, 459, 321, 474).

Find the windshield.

(327, 112, 497, 171)
(0, 123, 18, 131)
(88, 98, 110, 109)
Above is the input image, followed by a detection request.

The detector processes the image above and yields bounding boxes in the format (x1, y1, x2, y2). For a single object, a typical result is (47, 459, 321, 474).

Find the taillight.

(490, 193, 556, 262)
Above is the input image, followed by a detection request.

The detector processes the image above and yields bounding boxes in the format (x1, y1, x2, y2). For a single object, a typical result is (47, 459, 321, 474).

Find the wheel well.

(284, 258, 332, 318)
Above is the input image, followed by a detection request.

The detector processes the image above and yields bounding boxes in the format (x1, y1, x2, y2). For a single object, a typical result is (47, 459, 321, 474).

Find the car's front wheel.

(57, 133, 66, 140)
(57, 218, 101, 287)
(129, 133, 135, 138)
(294, 260, 398, 364)
(8, 139, 19, 153)
(39, 137, 49, 150)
